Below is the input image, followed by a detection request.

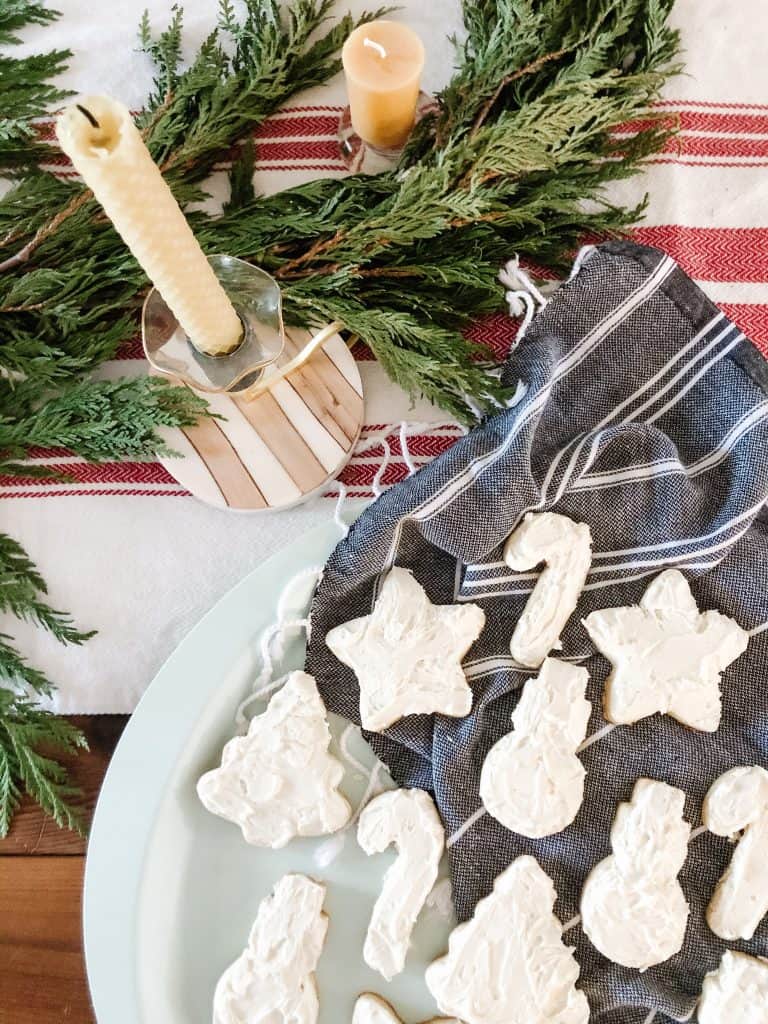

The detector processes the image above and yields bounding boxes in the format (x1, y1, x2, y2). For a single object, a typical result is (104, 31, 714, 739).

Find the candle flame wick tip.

(75, 103, 100, 129)
(363, 37, 388, 60)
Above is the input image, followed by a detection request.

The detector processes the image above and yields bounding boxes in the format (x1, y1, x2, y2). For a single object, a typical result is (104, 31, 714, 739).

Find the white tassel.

(499, 255, 548, 342)
(233, 567, 323, 731)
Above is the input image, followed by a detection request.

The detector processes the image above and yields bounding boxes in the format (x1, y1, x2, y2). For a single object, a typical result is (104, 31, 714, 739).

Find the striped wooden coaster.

(156, 327, 363, 511)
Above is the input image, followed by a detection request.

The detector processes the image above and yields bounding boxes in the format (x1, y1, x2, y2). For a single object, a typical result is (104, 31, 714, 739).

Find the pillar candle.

(342, 20, 425, 151)
(56, 96, 242, 356)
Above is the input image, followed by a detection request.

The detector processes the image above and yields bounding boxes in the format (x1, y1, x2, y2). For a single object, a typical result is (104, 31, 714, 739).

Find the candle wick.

(76, 104, 100, 129)
(363, 37, 388, 60)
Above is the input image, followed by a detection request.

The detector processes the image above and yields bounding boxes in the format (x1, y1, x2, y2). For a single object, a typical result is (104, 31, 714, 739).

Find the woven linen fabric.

(306, 240, 768, 1024)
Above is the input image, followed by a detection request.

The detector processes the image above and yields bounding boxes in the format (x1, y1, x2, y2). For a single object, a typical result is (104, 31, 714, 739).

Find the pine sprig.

(137, 0, 390, 186)
(0, 691, 88, 837)
(0, 377, 214, 468)
(0, 2, 72, 171)
(0, 534, 94, 644)
(0, 633, 57, 696)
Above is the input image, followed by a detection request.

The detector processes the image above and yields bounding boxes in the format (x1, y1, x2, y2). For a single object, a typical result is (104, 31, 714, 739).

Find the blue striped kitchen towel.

(306, 240, 768, 1024)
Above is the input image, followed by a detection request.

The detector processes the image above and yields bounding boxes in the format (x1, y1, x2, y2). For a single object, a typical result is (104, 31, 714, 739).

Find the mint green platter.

(83, 522, 454, 1024)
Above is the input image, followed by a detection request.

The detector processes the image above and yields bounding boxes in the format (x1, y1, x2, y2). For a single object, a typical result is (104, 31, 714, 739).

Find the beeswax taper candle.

(56, 96, 242, 357)
(341, 21, 425, 151)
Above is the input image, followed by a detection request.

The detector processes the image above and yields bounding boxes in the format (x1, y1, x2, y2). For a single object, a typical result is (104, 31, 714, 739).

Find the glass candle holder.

(142, 255, 286, 395)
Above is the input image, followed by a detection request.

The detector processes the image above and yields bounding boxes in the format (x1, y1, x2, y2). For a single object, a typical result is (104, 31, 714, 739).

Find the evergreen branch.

(0, 732, 21, 836)
(0, 377, 213, 463)
(0, 188, 91, 273)
(138, 0, 390, 183)
(0, 2, 72, 172)
(0, 632, 57, 696)
(224, 138, 257, 212)
(470, 45, 569, 136)
(0, 534, 94, 645)
(0, 690, 88, 837)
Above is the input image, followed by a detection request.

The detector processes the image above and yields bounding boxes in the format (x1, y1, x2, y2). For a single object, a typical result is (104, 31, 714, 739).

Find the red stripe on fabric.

(0, 462, 176, 487)
(646, 157, 768, 167)
(36, 149, 70, 167)
(278, 105, 344, 113)
(0, 488, 190, 499)
(465, 313, 519, 361)
(631, 227, 768, 282)
(620, 111, 768, 135)
(25, 447, 73, 459)
(662, 135, 768, 159)
(362, 423, 461, 432)
(658, 99, 768, 111)
(338, 462, 411, 486)
(247, 162, 346, 172)
(719, 304, 768, 356)
(114, 337, 145, 360)
(519, 258, 559, 281)
(34, 121, 56, 141)
(351, 340, 375, 360)
(353, 436, 459, 458)
(323, 490, 375, 499)
(255, 115, 339, 139)
(255, 140, 342, 161)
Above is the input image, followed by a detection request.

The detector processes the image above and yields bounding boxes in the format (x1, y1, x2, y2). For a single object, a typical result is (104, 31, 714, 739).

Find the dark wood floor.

(0, 716, 128, 1024)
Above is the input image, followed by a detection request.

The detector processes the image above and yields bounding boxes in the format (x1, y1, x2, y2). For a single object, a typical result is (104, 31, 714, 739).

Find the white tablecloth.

(2, 0, 766, 712)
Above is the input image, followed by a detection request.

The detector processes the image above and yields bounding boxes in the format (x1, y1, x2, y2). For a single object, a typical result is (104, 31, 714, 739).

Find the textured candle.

(56, 96, 242, 356)
(342, 21, 425, 150)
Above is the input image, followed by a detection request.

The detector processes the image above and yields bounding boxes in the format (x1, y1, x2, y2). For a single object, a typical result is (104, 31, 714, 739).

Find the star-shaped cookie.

(583, 569, 749, 732)
(325, 567, 486, 732)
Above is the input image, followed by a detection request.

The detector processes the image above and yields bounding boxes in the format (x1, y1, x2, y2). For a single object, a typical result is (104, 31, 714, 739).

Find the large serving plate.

(83, 522, 453, 1024)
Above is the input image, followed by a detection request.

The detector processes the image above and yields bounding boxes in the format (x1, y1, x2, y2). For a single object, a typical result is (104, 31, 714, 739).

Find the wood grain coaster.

(156, 328, 364, 511)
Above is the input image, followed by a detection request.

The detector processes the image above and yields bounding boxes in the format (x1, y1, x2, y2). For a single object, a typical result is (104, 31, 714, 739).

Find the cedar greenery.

(0, 0, 680, 834)
(0, 1, 71, 171)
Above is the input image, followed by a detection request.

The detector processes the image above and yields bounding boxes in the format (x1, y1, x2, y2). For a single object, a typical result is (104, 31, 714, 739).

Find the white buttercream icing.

(197, 671, 351, 848)
(580, 778, 690, 971)
(358, 788, 445, 981)
(352, 993, 460, 1024)
(583, 568, 749, 732)
(425, 855, 590, 1024)
(504, 512, 592, 668)
(325, 568, 485, 732)
(480, 657, 591, 838)
(698, 950, 768, 1024)
(213, 874, 327, 1024)
(704, 764, 768, 941)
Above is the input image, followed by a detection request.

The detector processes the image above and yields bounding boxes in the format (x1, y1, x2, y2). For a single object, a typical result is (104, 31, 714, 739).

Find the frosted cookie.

(426, 855, 590, 1024)
(213, 874, 327, 1024)
(504, 512, 592, 668)
(580, 778, 690, 970)
(704, 765, 768, 941)
(197, 671, 351, 848)
(353, 993, 460, 1024)
(326, 567, 485, 731)
(358, 788, 445, 980)
(583, 569, 748, 732)
(480, 658, 591, 837)
(698, 950, 768, 1024)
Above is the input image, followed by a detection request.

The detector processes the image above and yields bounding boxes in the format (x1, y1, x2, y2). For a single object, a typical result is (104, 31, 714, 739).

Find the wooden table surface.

(1, 716, 129, 1024)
